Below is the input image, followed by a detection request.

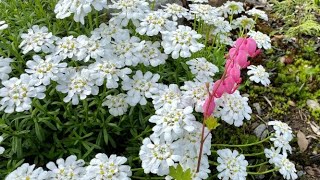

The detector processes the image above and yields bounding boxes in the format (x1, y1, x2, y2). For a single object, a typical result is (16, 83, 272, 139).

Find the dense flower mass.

(2, 1, 299, 180)
(0, 20, 8, 30)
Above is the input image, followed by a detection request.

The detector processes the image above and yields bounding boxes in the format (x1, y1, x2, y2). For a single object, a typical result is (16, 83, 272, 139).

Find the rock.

(253, 103, 262, 115)
(307, 99, 320, 111)
(254, 124, 268, 139)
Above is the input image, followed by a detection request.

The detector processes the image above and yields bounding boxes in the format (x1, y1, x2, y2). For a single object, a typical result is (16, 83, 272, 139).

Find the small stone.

(254, 124, 268, 139)
(307, 100, 320, 110)
(288, 100, 296, 106)
(253, 103, 262, 115)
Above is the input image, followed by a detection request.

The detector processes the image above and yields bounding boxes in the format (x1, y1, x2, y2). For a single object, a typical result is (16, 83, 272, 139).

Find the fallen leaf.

(297, 131, 309, 152)
(310, 121, 320, 136)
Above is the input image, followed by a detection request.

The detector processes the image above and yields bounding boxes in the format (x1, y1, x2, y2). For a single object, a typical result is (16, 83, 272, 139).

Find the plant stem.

(247, 161, 269, 168)
(211, 135, 272, 147)
(131, 168, 143, 171)
(247, 168, 278, 175)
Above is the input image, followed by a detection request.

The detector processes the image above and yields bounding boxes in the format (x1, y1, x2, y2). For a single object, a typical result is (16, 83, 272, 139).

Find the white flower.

(188, 0, 208, 3)
(5, 163, 50, 180)
(246, 8, 268, 21)
(111, 36, 145, 66)
(151, 84, 190, 110)
(161, 25, 204, 59)
(247, 31, 271, 50)
(217, 149, 248, 180)
(0, 135, 4, 154)
(88, 58, 132, 88)
(270, 133, 292, 155)
(162, 3, 190, 21)
(0, 57, 13, 81)
(247, 65, 271, 86)
(137, 10, 177, 36)
(189, 4, 220, 21)
(231, 16, 255, 30)
(264, 147, 282, 165)
(214, 90, 252, 127)
(139, 136, 182, 176)
(181, 121, 212, 157)
(54, 36, 80, 59)
(84, 153, 132, 180)
(102, 93, 129, 116)
(186, 58, 219, 83)
(277, 156, 298, 180)
(221, 1, 244, 17)
(0, 20, 8, 30)
(122, 70, 160, 106)
(0, 74, 46, 113)
(19, 25, 56, 54)
(181, 80, 212, 113)
(268, 120, 293, 141)
(209, 17, 232, 34)
(91, 23, 130, 42)
(179, 155, 210, 180)
(46, 155, 85, 180)
(55, 0, 107, 24)
(25, 55, 67, 86)
(56, 68, 99, 105)
(217, 34, 234, 46)
(108, 0, 150, 27)
(140, 41, 168, 67)
(149, 105, 195, 141)
(76, 35, 110, 62)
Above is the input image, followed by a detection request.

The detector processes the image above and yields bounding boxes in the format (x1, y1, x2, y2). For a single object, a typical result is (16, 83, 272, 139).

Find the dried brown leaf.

(310, 121, 320, 136)
(297, 131, 309, 152)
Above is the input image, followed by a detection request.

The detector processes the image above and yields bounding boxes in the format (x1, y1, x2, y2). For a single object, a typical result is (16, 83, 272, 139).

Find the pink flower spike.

(223, 76, 239, 94)
(235, 50, 250, 69)
(234, 38, 245, 48)
(213, 80, 225, 98)
(203, 96, 215, 118)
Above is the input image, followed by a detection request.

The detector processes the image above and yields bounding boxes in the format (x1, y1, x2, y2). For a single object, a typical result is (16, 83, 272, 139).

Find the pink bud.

(203, 96, 215, 118)
(228, 65, 241, 83)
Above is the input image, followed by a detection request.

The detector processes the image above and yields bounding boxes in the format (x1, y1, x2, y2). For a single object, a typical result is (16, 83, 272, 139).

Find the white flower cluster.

(0, 57, 13, 81)
(231, 15, 256, 30)
(220, 1, 244, 17)
(264, 120, 297, 180)
(186, 57, 219, 82)
(247, 65, 271, 86)
(19, 25, 56, 54)
(248, 30, 272, 50)
(217, 149, 248, 180)
(0, 135, 4, 155)
(246, 8, 268, 21)
(6, 154, 132, 180)
(54, 0, 107, 24)
(214, 90, 252, 127)
(0, 20, 8, 30)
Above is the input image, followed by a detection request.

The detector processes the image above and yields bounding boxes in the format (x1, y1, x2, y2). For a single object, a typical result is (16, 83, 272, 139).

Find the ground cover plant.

(0, 0, 319, 179)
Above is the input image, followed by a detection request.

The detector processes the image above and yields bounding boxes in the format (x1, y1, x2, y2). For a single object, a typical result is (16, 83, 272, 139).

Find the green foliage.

(169, 164, 192, 180)
(286, 20, 320, 37)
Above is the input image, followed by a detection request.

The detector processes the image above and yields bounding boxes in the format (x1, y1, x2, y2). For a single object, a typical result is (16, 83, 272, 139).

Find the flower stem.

(247, 161, 269, 168)
(211, 135, 272, 147)
(131, 168, 143, 171)
(247, 168, 278, 175)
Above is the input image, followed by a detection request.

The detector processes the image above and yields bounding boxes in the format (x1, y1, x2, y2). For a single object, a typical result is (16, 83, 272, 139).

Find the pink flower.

(235, 38, 259, 57)
(228, 48, 250, 69)
(203, 96, 215, 118)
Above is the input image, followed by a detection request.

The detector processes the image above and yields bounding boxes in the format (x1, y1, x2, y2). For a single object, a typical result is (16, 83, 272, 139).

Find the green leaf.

(204, 116, 220, 131)
(169, 164, 192, 180)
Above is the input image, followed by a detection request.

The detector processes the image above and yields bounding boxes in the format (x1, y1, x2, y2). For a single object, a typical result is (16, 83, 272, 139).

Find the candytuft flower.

(5, 163, 50, 180)
(247, 65, 271, 86)
(46, 155, 85, 179)
(0, 57, 13, 81)
(102, 93, 129, 116)
(186, 57, 219, 83)
(84, 153, 132, 180)
(161, 25, 204, 59)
